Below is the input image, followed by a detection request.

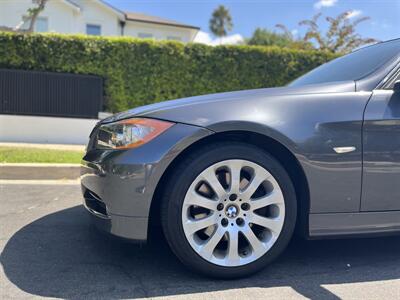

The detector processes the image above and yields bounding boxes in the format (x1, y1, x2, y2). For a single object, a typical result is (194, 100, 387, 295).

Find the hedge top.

(0, 32, 337, 112)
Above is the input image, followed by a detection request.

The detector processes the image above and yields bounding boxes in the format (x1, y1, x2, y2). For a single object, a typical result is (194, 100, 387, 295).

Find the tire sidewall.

(163, 143, 297, 278)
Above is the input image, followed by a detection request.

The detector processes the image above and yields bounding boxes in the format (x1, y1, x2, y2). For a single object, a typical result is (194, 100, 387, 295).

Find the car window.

(289, 39, 400, 87)
(385, 69, 400, 89)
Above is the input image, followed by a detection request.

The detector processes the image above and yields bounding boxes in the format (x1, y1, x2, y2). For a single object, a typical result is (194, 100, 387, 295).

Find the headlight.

(96, 118, 174, 149)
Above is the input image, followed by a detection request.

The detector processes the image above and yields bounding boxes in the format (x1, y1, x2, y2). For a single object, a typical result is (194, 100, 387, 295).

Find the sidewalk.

(0, 142, 85, 151)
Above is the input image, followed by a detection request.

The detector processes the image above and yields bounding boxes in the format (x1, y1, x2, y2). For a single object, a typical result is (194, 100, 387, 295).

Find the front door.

(362, 74, 400, 211)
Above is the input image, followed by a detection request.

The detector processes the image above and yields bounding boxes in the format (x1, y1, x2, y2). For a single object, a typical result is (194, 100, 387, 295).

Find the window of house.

(86, 24, 101, 36)
(167, 36, 182, 41)
(21, 16, 48, 32)
(20, 17, 30, 30)
(35, 17, 48, 32)
(138, 33, 153, 39)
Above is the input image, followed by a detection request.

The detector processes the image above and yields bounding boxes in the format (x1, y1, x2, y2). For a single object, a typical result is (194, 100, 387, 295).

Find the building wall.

(0, 0, 77, 34)
(0, 0, 197, 41)
(124, 21, 197, 42)
(75, 0, 122, 36)
(0, 114, 98, 145)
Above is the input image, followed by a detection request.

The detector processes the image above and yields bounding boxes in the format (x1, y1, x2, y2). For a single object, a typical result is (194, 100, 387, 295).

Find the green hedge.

(0, 32, 337, 112)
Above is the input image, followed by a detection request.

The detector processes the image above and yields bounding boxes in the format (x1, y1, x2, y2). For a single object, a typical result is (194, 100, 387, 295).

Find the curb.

(0, 163, 81, 180)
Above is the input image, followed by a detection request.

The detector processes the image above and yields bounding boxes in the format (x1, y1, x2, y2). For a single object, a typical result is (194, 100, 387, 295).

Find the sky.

(106, 0, 399, 45)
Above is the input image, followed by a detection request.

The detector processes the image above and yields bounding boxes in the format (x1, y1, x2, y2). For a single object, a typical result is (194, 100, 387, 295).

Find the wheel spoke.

(185, 214, 217, 235)
(186, 190, 217, 211)
(227, 229, 240, 264)
(201, 168, 226, 199)
(248, 213, 281, 234)
(182, 159, 286, 267)
(241, 166, 270, 199)
(242, 225, 265, 256)
(250, 190, 283, 211)
(200, 226, 225, 259)
(229, 160, 242, 194)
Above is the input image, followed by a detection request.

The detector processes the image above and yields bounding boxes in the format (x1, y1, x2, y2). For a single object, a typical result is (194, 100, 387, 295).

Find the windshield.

(289, 39, 400, 87)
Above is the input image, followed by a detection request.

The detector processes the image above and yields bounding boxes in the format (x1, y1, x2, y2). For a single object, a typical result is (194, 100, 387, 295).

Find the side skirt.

(309, 211, 400, 238)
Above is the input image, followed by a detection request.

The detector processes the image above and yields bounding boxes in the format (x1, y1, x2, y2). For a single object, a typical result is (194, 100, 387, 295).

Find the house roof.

(66, 1, 200, 31)
(97, 0, 125, 20)
(68, 0, 125, 20)
(62, 0, 81, 12)
(125, 12, 200, 30)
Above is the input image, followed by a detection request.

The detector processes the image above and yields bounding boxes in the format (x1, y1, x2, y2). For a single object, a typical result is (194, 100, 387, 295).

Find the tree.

(26, 0, 48, 32)
(2, 0, 48, 32)
(209, 5, 233, 38)
(299, 11, 377, 53)
(248, 27, 313, 50)
(248, 28, 291, 47)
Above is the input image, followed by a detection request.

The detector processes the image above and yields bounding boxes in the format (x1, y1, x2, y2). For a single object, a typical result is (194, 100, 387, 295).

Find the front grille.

(83, 188, 108, 217)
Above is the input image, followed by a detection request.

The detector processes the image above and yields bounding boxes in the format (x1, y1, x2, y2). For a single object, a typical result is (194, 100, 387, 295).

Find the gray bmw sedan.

(81, 39, 400, 278)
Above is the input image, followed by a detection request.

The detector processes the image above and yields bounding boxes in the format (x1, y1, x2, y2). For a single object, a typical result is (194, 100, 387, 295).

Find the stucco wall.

(0, 115, 98, 145)
(0, 0, 197, 41)
(0, 0, 77, 34)
(75, 0, 121, 36)
(124, 21, 197, 42)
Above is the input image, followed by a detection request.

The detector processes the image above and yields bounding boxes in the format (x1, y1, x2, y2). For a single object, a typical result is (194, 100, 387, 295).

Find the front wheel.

(161, 142, 297, 278)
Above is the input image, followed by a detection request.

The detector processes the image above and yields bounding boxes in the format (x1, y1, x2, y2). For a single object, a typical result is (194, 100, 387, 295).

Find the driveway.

(1, 183, 400, 299)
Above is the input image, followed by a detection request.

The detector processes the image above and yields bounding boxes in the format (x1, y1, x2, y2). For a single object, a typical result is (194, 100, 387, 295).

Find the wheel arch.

(148, 130, 310, 239)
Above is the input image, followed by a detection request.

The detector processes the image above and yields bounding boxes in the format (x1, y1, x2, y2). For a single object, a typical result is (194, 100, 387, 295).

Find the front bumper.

(82, 185, 149, 241)
(81, 122, 212, 241)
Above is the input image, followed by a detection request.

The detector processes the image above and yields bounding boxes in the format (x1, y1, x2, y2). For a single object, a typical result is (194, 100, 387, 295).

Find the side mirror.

(393, 80, 400, 92)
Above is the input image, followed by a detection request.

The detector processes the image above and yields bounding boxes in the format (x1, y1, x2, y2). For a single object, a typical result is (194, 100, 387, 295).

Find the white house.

(0, 0, 200, 42)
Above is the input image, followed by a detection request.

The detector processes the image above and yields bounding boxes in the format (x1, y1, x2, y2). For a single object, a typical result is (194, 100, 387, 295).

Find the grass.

(0, 147, 84, 164)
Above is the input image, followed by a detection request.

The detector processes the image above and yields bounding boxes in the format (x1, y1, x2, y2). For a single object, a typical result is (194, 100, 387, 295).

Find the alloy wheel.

(182, 159, 285, 267)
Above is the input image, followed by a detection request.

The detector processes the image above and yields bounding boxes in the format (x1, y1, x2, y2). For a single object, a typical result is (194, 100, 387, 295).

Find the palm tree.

(209, 5, 233, 40)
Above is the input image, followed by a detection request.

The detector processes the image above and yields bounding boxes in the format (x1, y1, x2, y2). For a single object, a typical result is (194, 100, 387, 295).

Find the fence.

(0, 69, 103, 119)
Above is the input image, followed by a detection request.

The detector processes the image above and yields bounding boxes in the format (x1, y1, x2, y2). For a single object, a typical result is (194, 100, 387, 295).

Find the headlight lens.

(96, 118, 174, 149)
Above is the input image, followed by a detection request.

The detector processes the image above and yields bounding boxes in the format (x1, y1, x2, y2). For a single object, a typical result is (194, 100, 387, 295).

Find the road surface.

(1, 183, 400, 299)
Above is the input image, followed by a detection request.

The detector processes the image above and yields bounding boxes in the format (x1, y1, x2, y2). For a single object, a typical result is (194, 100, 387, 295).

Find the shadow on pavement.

(1, 205, 400, 299)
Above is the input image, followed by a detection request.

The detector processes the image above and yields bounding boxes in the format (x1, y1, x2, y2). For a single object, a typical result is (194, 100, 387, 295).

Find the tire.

(161, 142, 297, 279)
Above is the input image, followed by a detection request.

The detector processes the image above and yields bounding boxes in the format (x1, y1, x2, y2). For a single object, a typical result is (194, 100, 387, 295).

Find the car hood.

(103, 81, 355, 128)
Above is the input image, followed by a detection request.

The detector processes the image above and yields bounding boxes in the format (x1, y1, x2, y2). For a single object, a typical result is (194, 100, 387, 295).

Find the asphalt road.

(1, 183, 400, 300)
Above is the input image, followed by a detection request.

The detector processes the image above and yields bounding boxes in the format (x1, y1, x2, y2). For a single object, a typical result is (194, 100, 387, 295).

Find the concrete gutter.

(0, 163, 81, 180)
